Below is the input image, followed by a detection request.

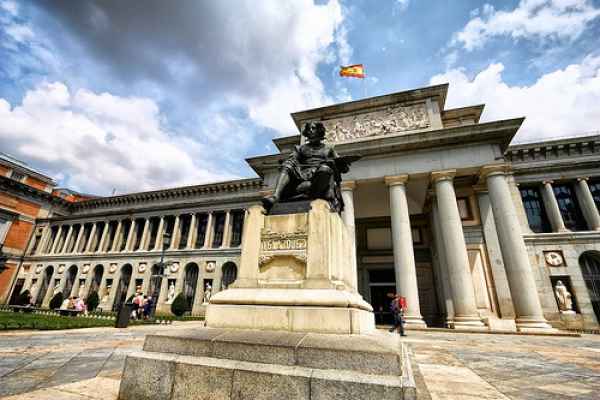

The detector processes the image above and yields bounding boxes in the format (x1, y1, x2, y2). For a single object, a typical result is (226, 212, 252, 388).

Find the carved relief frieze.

(316, 103, 430, 144)
(259, 226, 308, 272)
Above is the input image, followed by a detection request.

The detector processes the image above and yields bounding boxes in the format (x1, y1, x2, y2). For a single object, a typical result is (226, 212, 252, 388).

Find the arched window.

(580, 251, 600, 323)
(183, 263, 199, 312)
(35, 266, 54, 306)
(89, 264, 104, 297)
(221, 262, 238, 290)
(113, 264, 133, 311)
(62, 265, 78, 298)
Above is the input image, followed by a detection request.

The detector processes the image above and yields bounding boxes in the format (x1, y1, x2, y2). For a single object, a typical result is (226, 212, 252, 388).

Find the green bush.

(49, 292, 64, 310)
(87, 291, 100, 311)
(17, 290, 32, 306)
(171, 293, 187, 316)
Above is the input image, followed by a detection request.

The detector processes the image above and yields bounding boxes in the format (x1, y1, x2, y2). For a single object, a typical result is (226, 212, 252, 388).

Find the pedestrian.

(143, 296, 153, 320)
(389, 294, 407, 336)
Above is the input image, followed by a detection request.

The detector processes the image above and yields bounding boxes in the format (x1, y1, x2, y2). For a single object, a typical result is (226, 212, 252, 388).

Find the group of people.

(131, 292, 154, 320)
(60, 296, 87, 314)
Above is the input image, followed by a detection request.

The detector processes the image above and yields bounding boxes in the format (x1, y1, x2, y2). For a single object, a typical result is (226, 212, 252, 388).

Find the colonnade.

(33, 209, 245, 257)
(540, 178, 600, 232)
(342, 164, 555, 332)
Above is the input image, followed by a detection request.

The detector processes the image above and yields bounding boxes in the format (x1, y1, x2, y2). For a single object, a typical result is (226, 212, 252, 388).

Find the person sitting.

(143, 296, 153, 320)
(60, 297, 70, 310)
(74, 296, 87, 314)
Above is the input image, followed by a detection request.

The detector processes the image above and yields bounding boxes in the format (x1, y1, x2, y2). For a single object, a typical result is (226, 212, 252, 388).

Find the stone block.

(230, 363, 311, 400)
(310, 368, 403, 400)
(213, 330, 304, 365)
(118, 352, 176, 400)
(144, 329, 226, 357)
(297, 333, 402, 375)
(171, 358, 233, 400)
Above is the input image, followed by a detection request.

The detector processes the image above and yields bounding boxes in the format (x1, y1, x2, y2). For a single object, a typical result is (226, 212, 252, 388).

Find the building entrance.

(368, 269, 396, 325)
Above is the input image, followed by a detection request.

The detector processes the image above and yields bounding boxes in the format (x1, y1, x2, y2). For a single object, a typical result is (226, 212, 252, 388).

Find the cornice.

(71, 178, 264, 212)
(0, 176, 70, 208)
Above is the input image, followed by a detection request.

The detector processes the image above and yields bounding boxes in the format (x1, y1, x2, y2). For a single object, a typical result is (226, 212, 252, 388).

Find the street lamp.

(154, 232, 172, 277)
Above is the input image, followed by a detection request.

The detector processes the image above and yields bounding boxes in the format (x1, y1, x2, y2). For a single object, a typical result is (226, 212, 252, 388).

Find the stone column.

(220, 211, 232, 249)
(153, 217, 165, 251)
(37, 226, 51, 255)
(203, 212, 214, 248)
(60, 225, 73, 254)
(170, 215, 181, 250)
(84, 223, 97, 253)
(431, 201, 455, 326)
(541, 181, 568, 232)
(340, 181, 358, 291)
(111, 221, 123, 252)
(50, 226, 63, 254)
(72, 225, 85, 254)
(432, 170, 485, 329)
(138, 218, 151, 251)
(187, 213, 197, 249)
(481, 165, 554, 332)
(385, 175, 426, 327)
(124, 220, 136, 252)
(576, 178, 600, 231)
(97, 222, 110, 253)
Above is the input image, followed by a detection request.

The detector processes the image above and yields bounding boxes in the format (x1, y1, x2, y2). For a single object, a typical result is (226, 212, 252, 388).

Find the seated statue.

(262, 122, 359, 213)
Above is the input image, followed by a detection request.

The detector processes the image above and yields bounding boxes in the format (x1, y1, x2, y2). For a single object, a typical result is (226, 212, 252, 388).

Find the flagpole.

(363, 66, 367, 98)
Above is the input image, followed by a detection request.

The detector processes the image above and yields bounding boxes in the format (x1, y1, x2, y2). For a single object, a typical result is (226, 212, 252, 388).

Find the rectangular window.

(590, 180, 600, 211)
(230, 211, 245, 247)
(10, 170, 25, 182)
(212, 212, 226, 248)
(519, 187, 552, 233)
(553, 183, 588, 231)
(0, 217, 12, 245)
(178, 215, 191, 250)
(457, 197, 472, 220)
(195, 214, 208, 248)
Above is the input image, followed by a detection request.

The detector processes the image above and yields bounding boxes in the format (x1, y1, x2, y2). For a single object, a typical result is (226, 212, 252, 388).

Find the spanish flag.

(339, 64, 365, 78)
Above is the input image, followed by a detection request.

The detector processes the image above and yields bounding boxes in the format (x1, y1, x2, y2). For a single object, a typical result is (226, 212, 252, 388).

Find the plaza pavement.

(0, 322, 598, 399)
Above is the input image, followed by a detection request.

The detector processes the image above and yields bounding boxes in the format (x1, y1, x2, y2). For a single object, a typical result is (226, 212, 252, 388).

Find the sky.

(1, 0, 599, 196)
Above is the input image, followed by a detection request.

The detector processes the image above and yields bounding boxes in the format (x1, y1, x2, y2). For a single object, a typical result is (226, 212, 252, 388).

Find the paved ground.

(0, 324, 598, 399)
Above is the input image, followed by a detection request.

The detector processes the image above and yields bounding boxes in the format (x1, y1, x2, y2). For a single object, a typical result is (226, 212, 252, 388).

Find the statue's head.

(302, 122, 326, 143)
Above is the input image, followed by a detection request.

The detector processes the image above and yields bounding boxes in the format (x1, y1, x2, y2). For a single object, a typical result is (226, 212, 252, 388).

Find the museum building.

(3, 84, 600, 331)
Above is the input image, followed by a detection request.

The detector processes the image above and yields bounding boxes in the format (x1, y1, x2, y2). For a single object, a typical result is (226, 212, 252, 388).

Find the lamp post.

(148, 232, 172, 317)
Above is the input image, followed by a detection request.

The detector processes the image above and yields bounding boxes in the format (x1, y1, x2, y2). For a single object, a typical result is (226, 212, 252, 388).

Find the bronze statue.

(262, 122, 360, 214)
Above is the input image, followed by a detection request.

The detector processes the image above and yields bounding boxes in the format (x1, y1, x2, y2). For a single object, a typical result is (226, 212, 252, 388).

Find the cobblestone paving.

(0, 325, 598, 399)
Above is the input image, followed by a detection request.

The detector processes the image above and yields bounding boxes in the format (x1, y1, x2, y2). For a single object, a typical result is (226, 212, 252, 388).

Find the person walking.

(389, 294, 407, 336)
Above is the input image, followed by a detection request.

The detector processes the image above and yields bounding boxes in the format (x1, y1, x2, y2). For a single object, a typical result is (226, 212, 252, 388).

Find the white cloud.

(0, 82, 235, 195)
(397, 0, 410, 11)
(453, 0, 600, 51)
(430, 54, 600, 143)
(0, 0, 17, 16)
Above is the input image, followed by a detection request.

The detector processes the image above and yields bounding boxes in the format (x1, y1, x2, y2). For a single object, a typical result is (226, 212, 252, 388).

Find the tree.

(171, 293, 187, 316)
(49, 292, 64, 310)
(87, 292, 100, 311)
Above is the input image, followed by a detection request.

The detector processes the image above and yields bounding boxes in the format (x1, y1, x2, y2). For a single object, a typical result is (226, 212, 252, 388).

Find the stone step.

(119, 348, 415, 400)
(142, 328, 405, 376)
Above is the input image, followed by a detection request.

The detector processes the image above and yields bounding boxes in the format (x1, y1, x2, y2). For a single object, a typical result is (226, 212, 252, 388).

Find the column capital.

(431, 169, 456, 183)
(577, 176, 589, 182)
(542, 180, 554, 185)
(340, 180, 356, 191)
(384, 175, 408, 187)
(478, 163, 511, 183)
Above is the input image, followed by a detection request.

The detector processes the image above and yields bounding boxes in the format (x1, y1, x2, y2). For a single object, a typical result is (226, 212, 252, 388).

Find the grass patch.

(0, 311, 116, 330)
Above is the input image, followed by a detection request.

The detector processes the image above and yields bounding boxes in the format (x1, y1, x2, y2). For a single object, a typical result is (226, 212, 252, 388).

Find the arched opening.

(580, 251, 600, 323)
(112, 264, 133, 311)
(221, 262, 238, 290)
(89, 264, 104, 297)
(35, 266, 54, 306)
(183, 263, 199, 312)
(62, 265, 78, 298)
(147, 263, 164, 316)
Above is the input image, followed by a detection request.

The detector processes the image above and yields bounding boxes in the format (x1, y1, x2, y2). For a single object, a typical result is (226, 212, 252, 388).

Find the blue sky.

(1, 0, 599, 195)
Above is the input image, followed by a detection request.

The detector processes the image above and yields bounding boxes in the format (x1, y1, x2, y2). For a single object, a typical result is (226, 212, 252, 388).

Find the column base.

(516, 317, 558, 333)
(404, 315, 427, 329)
(449, 315, 487, 331)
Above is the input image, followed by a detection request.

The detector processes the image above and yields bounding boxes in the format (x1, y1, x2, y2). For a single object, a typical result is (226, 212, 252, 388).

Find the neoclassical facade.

(6, 84, 600, 331)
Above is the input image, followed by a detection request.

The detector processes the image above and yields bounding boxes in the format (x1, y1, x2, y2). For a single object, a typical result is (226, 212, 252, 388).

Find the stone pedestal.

(206, 200, 375, 334)
(118, 328, 416, 400)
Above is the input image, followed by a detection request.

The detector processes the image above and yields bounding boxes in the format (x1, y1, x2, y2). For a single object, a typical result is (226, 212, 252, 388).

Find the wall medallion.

(35, 265, 43, 274)
(82, 264, 90, 274)
(205, 261, 216, 273)
(138, 263, 147, 273)
(57, 265, 65, 274)
(169, 262, 180, 273)
(109, 263, 118, 274)
(544, 251, 565, 267)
